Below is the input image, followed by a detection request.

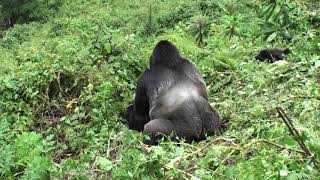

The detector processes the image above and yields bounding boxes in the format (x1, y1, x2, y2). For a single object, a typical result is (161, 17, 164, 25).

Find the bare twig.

(184, 137, 237, 160)
(276, 106, 319, 168)
(276, 107, 312, 156)
(244, 139, 305, 154)
(221, 149, 237, 165)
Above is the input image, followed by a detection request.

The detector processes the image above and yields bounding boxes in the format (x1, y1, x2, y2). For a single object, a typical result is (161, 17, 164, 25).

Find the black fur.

(256, 48, 290, 62)
(126, 40, 221, 145)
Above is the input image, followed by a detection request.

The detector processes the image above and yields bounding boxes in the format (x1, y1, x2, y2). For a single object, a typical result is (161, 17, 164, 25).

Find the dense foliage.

(0, 0, 319, 179)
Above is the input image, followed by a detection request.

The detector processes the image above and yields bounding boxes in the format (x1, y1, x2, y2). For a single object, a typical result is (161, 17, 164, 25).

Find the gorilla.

(125, 40, 221, 145)
(255, 48, 290, 63)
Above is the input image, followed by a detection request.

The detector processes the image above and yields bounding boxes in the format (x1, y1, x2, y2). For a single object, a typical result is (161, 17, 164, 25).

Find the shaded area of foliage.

(0, 0, 62, 29)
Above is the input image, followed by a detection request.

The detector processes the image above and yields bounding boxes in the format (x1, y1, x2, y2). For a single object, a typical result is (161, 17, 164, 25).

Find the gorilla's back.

(149, 81, 201, 116)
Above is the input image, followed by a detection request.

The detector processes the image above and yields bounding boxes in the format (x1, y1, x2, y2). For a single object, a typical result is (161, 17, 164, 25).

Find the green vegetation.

(0, 0, 319, 179)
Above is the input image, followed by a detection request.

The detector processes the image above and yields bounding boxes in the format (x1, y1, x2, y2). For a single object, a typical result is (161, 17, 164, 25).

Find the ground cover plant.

(0, 0, 319, 179)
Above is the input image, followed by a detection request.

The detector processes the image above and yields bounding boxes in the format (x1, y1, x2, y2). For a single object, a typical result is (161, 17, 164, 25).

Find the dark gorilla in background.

(125, 40, 221, 145)
(256, 48, 290, 63)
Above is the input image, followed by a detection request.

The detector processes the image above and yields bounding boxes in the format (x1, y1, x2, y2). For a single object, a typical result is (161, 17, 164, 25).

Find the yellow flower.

(66, 99, 77, 109)
(87, 83, 93, 91)
(66, 102, 73, 109)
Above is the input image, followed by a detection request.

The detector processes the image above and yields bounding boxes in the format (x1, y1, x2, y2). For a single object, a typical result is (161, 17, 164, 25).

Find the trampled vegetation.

(0, 0, 319, 179)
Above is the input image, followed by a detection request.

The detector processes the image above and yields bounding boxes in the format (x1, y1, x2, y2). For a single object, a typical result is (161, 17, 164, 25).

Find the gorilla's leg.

(143, 119, 176, 145)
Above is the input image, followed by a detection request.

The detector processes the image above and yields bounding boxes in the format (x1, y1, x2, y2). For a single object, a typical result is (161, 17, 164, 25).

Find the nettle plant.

(189, 15, 210, 47)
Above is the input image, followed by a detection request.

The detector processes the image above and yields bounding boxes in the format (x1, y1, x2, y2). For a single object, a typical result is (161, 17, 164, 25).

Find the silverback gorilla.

(255, 48, 290, 63)
(125, 40, 221, 145)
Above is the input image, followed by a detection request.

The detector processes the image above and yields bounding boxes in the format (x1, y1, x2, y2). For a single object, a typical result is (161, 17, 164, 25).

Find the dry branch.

(276, 107, 312, 157)
(276, 106, 319, 168)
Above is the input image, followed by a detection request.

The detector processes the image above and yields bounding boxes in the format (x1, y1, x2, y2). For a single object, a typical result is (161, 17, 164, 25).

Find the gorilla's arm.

(128, 72, 150, 131)
(182, 60, 208, 99)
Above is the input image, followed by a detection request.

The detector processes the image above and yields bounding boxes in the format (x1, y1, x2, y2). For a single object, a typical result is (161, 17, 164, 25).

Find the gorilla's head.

(150, 40, 182, 68)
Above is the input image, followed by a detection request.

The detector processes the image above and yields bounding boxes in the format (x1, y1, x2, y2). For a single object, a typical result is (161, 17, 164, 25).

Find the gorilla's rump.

(149, 81, 218, 140)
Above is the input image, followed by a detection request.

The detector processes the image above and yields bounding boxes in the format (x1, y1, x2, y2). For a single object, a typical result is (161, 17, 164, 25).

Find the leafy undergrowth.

(0, 0, 319, 179)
